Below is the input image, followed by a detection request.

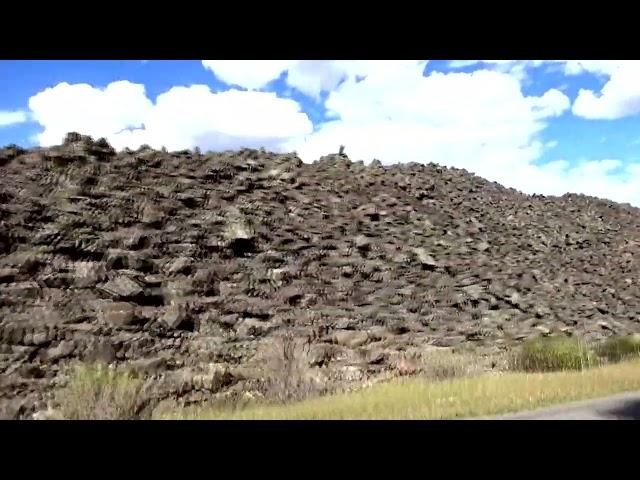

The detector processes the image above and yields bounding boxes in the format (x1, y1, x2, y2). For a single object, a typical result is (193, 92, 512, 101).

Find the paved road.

(484, 391, 640, 420)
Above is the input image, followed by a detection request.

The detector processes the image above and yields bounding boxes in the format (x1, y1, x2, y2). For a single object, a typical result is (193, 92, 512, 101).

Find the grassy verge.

(158, 359, 640, 420)
(52, 335, 640, 420)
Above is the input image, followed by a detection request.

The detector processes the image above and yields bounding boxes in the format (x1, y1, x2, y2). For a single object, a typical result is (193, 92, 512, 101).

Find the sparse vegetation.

(52, 335, 640, 420)
(419, 349, 484, 381)
(596, 334, 640, 362)
(7, 137, 640, 419)
(54, 363, 148, 420)
(158, 359, 640, 420)
(260, 332, 324, 403)
(510, 336, 597, 372)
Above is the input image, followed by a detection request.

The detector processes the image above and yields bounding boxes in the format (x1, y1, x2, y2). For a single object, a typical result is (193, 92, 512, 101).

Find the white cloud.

(0, 110, 28, 127)
(538, 159, 640, 206)
(447, 60, 480, 68)
(286, 68, 570, 185)
(528, 88, 571, 118)
(201, 60, 428, 99)
(570, 61, 640, 119)
(479, 60, 640, 120)
(29, 81, 154, 146)
(136, 86, 312, 151)
(281, 61, 351, 99)
(29, 81, 312, 152)
(561, 61, 621, 77)
(287, 61, 428, 99)
(202, 60, 295, 90)
(447, 60, 547, 81)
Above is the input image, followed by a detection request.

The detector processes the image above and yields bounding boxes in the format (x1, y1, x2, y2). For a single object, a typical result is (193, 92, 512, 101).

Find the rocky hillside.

(2, 133, 640, 418)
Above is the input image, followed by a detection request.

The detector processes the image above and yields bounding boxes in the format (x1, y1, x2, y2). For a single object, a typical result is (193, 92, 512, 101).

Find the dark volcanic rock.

(98, 276, 144, 299)
(3, 134, 640, 416)
(43, 340, 76, 361)
(96, 301, 138, 326)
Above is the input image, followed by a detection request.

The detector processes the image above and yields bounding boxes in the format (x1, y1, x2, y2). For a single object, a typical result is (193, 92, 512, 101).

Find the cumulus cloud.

(447, 60, 547, 81)
(448, 60, 640, 121)
(285, 68, 570, 187)
(531, 159, 640, 206)
(29, 81, 153, 146)
(202, 60, 296, 90)
(447, 60, 480, 69)
(561, 61, 621, 77)
(450, 60, 621, 79)
(282, 61, 353, 99)
(0, 110, 28, 127)
(201, 60, 427, 99)
(202, 60, 345, 97)
(570, 61, 640, 119)
(286, 61, 428, 99)
(28, 81, 312, 152)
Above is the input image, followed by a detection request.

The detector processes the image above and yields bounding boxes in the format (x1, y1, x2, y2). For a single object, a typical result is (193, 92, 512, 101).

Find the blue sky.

(2, 60, 640, 205)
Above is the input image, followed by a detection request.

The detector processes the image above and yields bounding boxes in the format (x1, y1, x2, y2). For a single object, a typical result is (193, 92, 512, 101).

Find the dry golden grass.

(259, 332, 324, 403)
(419, 348, 485, 380)
(54, 363, 147, 420)
(158, 359, 640, 420)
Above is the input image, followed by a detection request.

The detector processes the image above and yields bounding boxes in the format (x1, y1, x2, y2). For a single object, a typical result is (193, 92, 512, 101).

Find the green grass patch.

(511, 336, 597, 372)
(596, 334, 640, 362)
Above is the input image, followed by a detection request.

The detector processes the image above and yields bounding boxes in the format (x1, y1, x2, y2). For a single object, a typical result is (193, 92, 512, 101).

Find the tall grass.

(510, 336, 597, 372)
(419, 349, 484, 380)
(260, 332, 324, 403)
(596, 334, 640, 362)
(54, 363, 148, 420)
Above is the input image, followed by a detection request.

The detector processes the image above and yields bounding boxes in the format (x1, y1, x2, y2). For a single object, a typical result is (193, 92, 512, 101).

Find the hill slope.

(1, 133, 640, 418)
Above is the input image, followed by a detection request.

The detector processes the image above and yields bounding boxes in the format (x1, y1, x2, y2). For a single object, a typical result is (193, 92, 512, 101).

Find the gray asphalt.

(479, 391, 640, 420)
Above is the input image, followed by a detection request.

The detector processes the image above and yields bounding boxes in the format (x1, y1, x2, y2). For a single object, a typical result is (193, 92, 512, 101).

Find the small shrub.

(597, 335, 640, 362)
(511, 336, 596, 372)
(261, 333, 322, 403)
(55, 363, 147, 420)
(393, 354, 420, 377)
